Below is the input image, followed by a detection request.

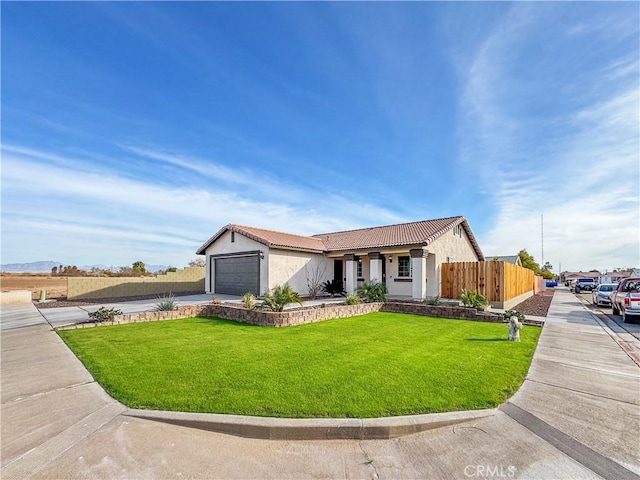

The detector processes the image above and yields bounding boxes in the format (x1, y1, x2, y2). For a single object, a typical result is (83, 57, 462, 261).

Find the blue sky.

(2, 2, 638, 273)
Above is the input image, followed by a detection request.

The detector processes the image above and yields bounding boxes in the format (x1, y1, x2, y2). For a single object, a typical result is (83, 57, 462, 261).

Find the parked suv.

(611, 278, 640, 323)
(574, 278, 596, 293)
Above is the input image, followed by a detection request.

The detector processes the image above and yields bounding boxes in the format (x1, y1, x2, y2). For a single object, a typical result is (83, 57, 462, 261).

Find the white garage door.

(214, 255, 260, 296)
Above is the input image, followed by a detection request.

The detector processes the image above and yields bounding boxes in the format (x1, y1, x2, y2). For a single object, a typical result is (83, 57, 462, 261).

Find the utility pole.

(541, 213, 544, 269)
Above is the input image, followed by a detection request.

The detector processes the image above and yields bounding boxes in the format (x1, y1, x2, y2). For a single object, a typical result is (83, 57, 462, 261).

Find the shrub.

(344, 294, 361, 305)
(261, 284, 303, 312)
(357, 281, 387, 303)
(155, 293, 177, 311)
(242, 292, 257, 310)
(321, 279, 345, 297)
(88, 306, 123, 323)
(460, 289, 489, 310)
(504, 309, 525, 322)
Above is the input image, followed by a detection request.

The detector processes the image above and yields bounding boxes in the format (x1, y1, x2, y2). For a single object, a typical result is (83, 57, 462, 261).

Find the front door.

(334, 259, 343, 288)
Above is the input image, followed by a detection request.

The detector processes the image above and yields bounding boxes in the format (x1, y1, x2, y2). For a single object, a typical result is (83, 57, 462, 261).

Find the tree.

(132, 261, 147, 276)
(542, 261, 553, 272)
(188, 258, 206, 267)
(518, 249, 541, 275)
(51, 266, 58, 275)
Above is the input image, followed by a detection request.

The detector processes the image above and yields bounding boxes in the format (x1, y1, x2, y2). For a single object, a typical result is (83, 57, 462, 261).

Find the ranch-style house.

(196, 216, 484, 300)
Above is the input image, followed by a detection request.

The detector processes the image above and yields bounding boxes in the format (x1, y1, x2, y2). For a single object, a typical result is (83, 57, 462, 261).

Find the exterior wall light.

(260, 251, 265, 260)
(388, 255, 393, 263)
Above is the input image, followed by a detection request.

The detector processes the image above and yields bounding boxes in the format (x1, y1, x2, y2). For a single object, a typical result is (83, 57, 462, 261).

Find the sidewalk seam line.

(2, 381, 97, 405)
(524, 378, 639, 406)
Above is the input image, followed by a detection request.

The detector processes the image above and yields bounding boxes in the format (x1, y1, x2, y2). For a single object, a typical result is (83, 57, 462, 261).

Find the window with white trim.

(398, 256, 412, 278)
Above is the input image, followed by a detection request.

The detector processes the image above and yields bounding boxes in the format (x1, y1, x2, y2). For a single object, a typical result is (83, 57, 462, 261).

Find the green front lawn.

(58, 312, 540, 418)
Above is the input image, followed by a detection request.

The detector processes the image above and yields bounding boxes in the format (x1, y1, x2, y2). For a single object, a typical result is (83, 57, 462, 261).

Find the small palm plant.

(261, 284, 303, 312)
(321, 279, 346, 297)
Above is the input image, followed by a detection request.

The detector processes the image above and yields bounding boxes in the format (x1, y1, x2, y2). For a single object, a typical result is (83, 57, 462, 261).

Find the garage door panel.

(214, 256, 259, 296)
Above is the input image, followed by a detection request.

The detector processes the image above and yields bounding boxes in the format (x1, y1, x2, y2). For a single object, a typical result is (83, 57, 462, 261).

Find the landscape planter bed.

(54, 300, 542, 330)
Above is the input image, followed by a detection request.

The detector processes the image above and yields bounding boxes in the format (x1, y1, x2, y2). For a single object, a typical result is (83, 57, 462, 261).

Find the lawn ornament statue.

(508, 316, 522, 342)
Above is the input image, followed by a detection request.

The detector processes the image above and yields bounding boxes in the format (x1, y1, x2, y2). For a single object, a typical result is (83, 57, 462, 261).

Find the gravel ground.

(511, 289, 555, 317)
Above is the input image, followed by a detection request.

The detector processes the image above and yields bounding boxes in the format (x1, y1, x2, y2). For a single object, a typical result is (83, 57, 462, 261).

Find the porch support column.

(410, 248, 428, 300)
(344, 254, 358, 295)
(368, 252, 383, 283)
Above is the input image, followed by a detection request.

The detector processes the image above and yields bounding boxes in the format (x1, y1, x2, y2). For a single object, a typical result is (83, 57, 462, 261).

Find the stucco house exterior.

(196, 216, 484, 300)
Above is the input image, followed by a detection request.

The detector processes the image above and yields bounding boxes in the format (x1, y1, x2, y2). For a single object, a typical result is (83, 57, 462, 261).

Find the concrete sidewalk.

(1, 290, 638, 479)
(1, 303, 125, 478)
(506, 289, 640, 478)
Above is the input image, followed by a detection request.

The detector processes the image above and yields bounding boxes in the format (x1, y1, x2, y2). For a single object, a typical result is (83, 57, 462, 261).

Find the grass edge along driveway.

(58, 312, 541, 418)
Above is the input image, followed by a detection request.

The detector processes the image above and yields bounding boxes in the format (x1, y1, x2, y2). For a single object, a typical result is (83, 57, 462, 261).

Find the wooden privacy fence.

(441, 261, 535, 305)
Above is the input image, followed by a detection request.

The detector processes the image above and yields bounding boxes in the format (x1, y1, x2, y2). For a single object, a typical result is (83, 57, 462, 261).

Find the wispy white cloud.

(1, 144, 404, 265)
(458, 3, 639, 272)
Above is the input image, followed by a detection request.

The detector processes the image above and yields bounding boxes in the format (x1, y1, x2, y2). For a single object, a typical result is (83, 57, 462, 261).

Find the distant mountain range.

(1, 261, 170, 273)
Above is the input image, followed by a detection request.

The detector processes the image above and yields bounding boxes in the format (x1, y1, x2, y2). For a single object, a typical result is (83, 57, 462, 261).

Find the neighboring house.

(486, 255, 522, 267)
(600, 270, 634, 283)
(562, 271, 601, 283)
(196, 216, 484, 300)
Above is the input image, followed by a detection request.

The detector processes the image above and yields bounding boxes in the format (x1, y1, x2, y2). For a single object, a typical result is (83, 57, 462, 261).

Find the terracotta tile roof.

(313, 216, 483, 259)
(196, 224, 326, 254)
(197, 216, 484, 260)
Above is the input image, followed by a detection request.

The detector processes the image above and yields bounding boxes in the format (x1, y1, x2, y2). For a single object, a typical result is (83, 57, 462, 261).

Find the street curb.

(123, 407, 498, 440)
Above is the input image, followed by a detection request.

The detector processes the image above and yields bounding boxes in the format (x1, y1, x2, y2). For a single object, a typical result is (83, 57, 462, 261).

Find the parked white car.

(591, 283, 618, 307)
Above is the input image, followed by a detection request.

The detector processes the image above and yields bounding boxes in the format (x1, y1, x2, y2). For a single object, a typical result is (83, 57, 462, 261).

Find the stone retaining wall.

(381, 302, 503, 323)
(206, 302, 385, 327)
(55, 300, 544, 331)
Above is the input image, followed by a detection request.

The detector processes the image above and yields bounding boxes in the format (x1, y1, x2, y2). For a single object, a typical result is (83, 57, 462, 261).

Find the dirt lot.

(0, 274, 67, 300)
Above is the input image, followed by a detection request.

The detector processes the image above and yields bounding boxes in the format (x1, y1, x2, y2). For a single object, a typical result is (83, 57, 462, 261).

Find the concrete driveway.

(1, 290, 638, 479)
